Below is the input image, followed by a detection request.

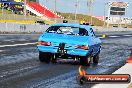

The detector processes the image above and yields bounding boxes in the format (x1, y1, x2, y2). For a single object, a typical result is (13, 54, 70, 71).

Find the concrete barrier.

(93, 26, 132, 32)
(0, 22, 49, 33)
(0, 23, 132, 33)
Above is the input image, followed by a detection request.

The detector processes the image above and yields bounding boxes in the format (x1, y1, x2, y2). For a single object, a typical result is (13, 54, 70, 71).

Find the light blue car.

(37, 23, 101, 65)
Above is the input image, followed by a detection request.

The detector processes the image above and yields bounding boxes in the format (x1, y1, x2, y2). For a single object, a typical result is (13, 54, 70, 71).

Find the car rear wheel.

(51, 54, 57, 63)
(39, 51, 51, 63)
(80, 56, 91, 66)
(93, 51, 100, 64)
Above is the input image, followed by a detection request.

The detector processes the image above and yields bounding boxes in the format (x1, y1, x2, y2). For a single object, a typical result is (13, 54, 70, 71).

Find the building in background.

(105, 16, 132, 24)
(105, 1, 129, 27)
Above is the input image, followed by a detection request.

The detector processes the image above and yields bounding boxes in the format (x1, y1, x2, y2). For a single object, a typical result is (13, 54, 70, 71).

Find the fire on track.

(0, 42, 37, 48)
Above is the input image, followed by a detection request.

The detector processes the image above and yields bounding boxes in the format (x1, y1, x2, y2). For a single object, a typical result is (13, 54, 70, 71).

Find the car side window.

(79, 28, 88, 36)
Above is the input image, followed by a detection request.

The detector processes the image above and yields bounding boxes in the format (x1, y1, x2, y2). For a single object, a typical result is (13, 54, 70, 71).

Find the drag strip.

(0, 33, 132, 88)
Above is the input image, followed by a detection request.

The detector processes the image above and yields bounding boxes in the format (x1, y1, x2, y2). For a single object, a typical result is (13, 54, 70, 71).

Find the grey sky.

(39, 0, 132, 17)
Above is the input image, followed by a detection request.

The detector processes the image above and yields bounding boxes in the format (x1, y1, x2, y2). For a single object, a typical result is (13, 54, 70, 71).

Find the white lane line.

(3, 40, 15, 42)
(0, 42, 37, 48)
(0, 50, 4, 52)
(123, 35, 132, 37)
(98, 37, 104, 39)
(3, 40, 12, 42)
(109, 36, 119, 38)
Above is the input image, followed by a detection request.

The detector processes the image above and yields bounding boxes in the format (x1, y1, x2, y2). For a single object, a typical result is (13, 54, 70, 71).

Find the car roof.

(50, 23, 92, 31)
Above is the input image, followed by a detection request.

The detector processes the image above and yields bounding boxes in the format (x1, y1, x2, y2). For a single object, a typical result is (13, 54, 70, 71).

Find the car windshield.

(46, 26, 88, 36)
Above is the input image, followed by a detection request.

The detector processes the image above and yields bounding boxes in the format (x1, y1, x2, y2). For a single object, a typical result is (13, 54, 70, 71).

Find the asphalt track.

(0, 32, 132, 88)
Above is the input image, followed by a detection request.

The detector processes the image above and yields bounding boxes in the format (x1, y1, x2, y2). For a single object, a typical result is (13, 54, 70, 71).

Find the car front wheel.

(39, 51, 51, 63)
(93, 51, 100, 64)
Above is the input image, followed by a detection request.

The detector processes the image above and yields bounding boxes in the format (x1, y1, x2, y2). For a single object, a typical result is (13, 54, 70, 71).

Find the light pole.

(54, 0, 57, 22)
(74, 0, 79, 20)
(54, 0, 57, 13)
(107, 2, 111, 28)
(103, 3, 107, 27)
(125, 3, 129, 27)
(44, 0, 48, 18)
(87, 0, 94, 25)
(2, 3, 4, 16)
(24, 0, 27, 17)
(90, 0, 94, 25)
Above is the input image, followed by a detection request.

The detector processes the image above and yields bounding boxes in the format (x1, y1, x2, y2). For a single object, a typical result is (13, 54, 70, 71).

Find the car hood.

(39, 33, 92, 45)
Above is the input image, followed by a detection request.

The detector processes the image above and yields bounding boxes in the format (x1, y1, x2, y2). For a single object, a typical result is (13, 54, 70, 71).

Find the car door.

(89, 28, 101, 55)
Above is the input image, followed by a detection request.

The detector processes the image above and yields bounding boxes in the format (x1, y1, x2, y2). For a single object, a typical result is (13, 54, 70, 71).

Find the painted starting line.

(0, 42, 37, 48)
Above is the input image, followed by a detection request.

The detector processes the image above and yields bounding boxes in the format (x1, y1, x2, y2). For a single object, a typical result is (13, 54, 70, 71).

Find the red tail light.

(76, 45, 89, 50)
(38, 41, 51, 46)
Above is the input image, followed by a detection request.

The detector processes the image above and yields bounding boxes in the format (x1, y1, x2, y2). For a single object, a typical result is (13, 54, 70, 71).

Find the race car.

(37, 23, 101, 65)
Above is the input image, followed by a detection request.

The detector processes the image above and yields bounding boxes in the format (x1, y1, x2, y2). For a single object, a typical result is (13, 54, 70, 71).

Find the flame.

(78, 66, 86, 76)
